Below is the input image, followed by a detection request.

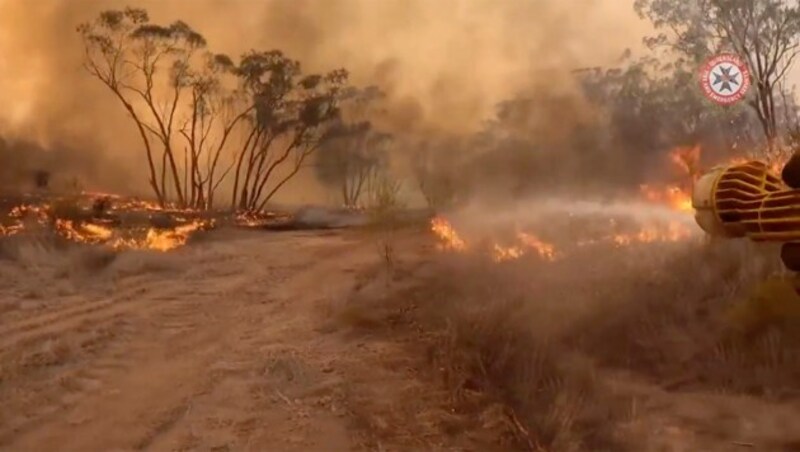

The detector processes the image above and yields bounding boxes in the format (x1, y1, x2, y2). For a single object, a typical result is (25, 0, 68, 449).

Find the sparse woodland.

(78, 7, 350, 211)
(73, 1, 800, 213)
(412, 0, 800, 207)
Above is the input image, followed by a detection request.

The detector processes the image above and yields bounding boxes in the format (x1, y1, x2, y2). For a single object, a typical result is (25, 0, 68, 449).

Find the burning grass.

(429, 213, 697, 264)
(0, 194, 217, 253)
(425, 194, 800, 398)
(340, 232, 800, 450)
(427, 145, 709, 263)
(347, 145, 800, 448)
(430, 216, 564, 263)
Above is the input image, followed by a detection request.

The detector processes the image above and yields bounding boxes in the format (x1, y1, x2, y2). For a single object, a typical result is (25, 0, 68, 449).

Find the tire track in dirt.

(0, 231, 373, 451)
(137, 234, 381, 452)
(14, 295, 263, 449)
(0, 274, 161, 334)
(0, 297, 161, 352)
(0, 287, 151, 339)
(0, 315, 138, 444)
(0, 266, 198, 354)
(122, 234, 372, 451)
(0, 255, 201, 446)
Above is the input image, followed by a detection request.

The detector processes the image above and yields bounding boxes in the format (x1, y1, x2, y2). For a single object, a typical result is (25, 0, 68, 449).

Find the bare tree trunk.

(231, 127, 259, 209)
(132, 57, 187, 207)
(256, 143, 318, 212)
(239, 131, 266, 210)
(205, 106, 253, 209)
(184, 146, 189, 203)
(250, 137, 299, 210)
(161, 150, 168, 203)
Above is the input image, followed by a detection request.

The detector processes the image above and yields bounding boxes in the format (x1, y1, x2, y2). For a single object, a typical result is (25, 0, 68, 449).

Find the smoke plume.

(0, 0, 649, 199)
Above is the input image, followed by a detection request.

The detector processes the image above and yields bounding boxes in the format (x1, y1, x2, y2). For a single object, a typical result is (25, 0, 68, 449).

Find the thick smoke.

(0, 0, 649, 200)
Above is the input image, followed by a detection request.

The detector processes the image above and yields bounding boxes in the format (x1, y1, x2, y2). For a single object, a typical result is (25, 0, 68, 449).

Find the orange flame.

(636, 146, 700, 213)
(492, 244, 525, 262)
(430, 216, 559, 262)
(669, 145, 700, 177)
(427, 145, 773, 263)
(50, 218, 209, 252)
(516, 231, 557, 261)
(1, 198, 212, 252)
(54, 220, 114, 243)
(639, 184, 693, 212)
(612, 222, 692, 246)
(138, 221, 207, 252)
(430, 216, 467, 251)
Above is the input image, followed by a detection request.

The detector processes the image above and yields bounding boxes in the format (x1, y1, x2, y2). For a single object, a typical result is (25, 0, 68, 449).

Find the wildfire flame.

(492, 244, 525, 262)
(641, 146, 792, 214)
(428, 145, 708, 261)
(611, 222, 692, 246)
(429, 216, 559, 262)
(1, 197, 213, 252)
(54, 220, 113, 243)
(81, 191, 188, 213)
(490, 232, 558, 262)
(52, 218, 210, 252)
(139, 221, 207, 252)
(233, 211, 289, 228)
(516, 231, 557, 261)
(639, 184, 693, 212)
(635, 145, 701, 213)
(430, 216, 467, 251)
(669, 145, 700, 176)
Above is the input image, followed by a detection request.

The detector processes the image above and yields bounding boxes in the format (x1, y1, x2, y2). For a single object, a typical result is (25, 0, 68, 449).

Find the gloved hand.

(782, 242, 800, 272)
(781, 150, 800, 188)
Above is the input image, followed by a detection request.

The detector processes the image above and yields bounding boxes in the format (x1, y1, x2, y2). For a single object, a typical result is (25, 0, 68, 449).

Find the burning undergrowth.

(0, 193, 296, 254)
(426, 144, 790, 264)
(429, 199, 699, 265)
(0, 196, 214, 253)
(357, 146, 800, 449)
(0, 192, 269, 300)
(344, 220, 795, 450)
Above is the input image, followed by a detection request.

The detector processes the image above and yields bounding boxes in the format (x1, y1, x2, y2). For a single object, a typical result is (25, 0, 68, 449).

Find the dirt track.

(0, 229, 425, 451)
(5, 228, 800, 451)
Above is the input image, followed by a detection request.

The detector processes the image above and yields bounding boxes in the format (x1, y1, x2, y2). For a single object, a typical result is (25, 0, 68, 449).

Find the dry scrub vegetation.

(337, 232, 800, 451)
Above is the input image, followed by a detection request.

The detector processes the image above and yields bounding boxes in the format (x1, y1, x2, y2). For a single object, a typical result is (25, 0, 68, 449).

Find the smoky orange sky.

(0, 0, 650, 200)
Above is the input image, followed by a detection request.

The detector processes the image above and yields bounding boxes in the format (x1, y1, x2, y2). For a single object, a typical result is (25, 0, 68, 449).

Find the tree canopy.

(78, 7, 350, 211)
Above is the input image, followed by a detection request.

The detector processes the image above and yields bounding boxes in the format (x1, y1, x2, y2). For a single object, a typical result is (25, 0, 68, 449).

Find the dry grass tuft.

(417, 262, 639, 451)
(365, 175, 407, 277)
(571, 240, 800, 399)
(337, 235, 800, 450)
(338, 256, 637, 451)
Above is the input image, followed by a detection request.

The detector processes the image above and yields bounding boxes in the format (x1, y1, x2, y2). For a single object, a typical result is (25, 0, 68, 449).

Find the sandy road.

(0, 229, 390, 451)
(5, 227, 800, 451)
